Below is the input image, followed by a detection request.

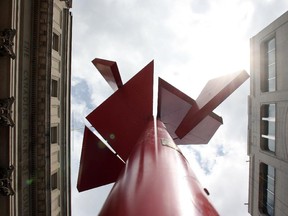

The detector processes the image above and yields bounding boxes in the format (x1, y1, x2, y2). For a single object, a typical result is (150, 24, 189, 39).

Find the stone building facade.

(0, 0, 72, 215)
(248, 11, 288, 216)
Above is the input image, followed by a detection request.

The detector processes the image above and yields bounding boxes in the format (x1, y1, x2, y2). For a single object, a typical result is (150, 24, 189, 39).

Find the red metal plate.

(157, 78, 223, 144)
(176, 70, 249, 138)
(86, 61, 154, 161)
(77, 127, 125, 192)
(92, 58, 123, 91)
(174, 113, 222, 144)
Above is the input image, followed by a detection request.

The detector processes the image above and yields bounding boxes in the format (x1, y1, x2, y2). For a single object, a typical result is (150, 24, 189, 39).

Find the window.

(260, 104, 276, 152)
(51, 79, 58, 98)
(262, 38, 276, 92)
(51, 172, 58, 190)
(51, 126, 58, 144)
(259, 163, 275, 216)
(52, 32, 60, 52)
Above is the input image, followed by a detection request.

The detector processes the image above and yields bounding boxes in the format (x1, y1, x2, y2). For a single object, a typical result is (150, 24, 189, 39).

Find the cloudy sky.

(71, 1, 288, 215)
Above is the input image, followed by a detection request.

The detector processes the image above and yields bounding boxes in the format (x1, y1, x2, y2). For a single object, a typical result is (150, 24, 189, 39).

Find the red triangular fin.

(77, 126, 125, 192)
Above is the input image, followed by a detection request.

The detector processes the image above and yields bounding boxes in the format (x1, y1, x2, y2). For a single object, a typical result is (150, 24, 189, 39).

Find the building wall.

(248, 11, 288, 216)
(0, 0, 72, 215)
(0, 0, 16, 215)
(51, 1, 72, 216)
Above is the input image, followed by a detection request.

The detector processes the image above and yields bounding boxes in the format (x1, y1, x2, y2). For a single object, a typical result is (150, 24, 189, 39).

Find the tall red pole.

(99, 118, 219, 216)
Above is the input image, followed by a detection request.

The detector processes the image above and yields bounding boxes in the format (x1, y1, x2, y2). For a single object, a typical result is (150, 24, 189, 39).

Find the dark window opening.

(51, 126, 58, 144)
(51, 172, 58, 190)
(52, 32, 60, 52)
(52, 79, 58, 97)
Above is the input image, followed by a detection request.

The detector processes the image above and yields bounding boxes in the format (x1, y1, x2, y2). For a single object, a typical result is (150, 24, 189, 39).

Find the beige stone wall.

(248, 11, 288, 216)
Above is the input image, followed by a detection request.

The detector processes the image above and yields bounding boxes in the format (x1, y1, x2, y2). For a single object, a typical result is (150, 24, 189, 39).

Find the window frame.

(51, 78, 59, 98)
(52, 32, 61, 53)
(51, 171, 59, 191)
(260, 104, 276, 153)
(51, 125, 59, 144)
(261, 37, 276, 92)
(258, 163, 275, 216)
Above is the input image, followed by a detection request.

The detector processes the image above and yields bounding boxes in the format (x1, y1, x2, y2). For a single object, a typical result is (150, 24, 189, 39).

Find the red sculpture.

(77, 58, 249, 215)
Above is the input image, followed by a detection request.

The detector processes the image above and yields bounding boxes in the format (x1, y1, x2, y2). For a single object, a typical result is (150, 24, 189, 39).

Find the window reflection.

(259, 163, 275, 216)
(261, 38, 276, 92)
(261, 104, 276, 152)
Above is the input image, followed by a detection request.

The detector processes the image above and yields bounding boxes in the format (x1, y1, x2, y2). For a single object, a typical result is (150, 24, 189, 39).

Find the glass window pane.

(52, 79, 58, 97)
(259, 163, 275, 216)
(268, 121, 275, 136)
(268, 38, 275, 51)
(52, 33, 60, 51)
(264, 38, 276, 93)
(267, 205, 274, 216)
(267, 180, 274, 193)
(261, 104, 276, 152)
(51, 126, 58, 144)
(267, 191, 274, 208)
(268, 166, 275, 178)
(268, 51, 275, 65)
(268, 64, 275, 78)
(268, 78, 276, 91)
(269, 104, 275, 117)
(268, 139, 275, 152)
(51, 172, 58, 190)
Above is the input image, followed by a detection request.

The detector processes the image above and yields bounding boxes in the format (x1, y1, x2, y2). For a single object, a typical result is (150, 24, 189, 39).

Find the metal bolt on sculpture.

(77, 58, 249, 216)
